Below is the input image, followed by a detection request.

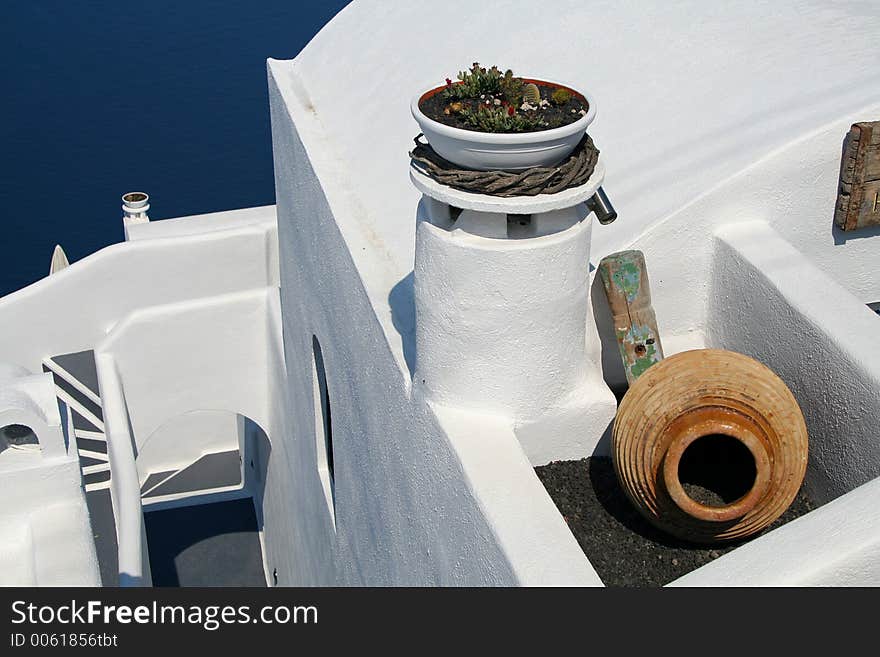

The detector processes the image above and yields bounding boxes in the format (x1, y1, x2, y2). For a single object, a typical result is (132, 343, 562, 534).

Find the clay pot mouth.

(661, 408, 772, 523)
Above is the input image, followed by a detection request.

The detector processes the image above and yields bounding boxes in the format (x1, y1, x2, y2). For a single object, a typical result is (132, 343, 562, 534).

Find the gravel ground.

(534, 457, 815, 587)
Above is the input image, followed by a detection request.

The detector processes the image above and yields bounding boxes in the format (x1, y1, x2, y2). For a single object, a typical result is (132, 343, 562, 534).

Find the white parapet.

(0, 364, 100, 586)
(708, 220, 880, 504)
(428, 401, 603, 586)
(665, 220, 880, 585)
(670, 476, 880, 586)
(411, 173, 617, 463)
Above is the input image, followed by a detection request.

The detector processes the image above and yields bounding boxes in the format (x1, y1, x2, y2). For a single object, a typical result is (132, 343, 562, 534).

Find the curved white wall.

(290, 0, 880, 329)
(136, 410, 241, 484)
(96, 289, 278, 467)
(0, 372, 66, 462)
(0, 214, 276, 375)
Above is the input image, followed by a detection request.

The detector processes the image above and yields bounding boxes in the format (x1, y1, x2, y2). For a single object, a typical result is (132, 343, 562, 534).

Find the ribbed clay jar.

(612, 349, 809, 543)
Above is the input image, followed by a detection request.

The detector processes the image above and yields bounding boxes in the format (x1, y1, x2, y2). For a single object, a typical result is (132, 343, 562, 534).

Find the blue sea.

(0, 1, 350, 297)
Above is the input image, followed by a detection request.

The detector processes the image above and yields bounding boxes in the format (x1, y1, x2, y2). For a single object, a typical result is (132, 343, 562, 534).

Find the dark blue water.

(0, 1, 350, 297)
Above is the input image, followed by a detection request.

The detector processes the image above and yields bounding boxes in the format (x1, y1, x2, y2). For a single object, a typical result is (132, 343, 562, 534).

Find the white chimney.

(122, 192, 150, 238)
(410, 169, 617, 464)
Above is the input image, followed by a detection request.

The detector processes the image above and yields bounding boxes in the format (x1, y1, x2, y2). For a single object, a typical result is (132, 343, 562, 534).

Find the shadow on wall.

(243, 416, 272, 531)
(389, 271, 416, 376)
(387, 266, 628, 398)
(590, 266, 628, 395)
(832, 222, 880, 245)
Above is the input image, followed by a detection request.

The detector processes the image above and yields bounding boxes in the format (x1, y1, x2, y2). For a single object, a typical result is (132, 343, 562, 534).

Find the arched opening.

(137, 410, 272, 505)
(312, 336, 336, 525)
(138, 410, 245, 500)
(140, 411, 272, 587)
(0, 424, 39, 456)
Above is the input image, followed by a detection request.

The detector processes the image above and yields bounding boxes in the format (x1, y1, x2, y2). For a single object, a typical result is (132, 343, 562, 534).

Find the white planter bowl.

(411, 79, 596, 172)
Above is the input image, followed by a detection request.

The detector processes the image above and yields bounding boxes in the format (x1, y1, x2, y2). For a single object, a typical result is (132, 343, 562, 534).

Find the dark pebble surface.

(534, 457, 815, 587)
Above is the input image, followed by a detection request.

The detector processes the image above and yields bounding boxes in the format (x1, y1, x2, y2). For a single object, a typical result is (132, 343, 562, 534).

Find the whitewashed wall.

(94, 289, 284, 585)
(0, 209, 276, 375)
(0, 459, 100, 586)
(661, 220, 880, 586)
(708, 222, 880, 505)
(97, 290, 276, 455)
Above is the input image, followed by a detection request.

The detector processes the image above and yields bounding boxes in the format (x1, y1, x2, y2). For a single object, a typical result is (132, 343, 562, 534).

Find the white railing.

(94, 352, 150, 586)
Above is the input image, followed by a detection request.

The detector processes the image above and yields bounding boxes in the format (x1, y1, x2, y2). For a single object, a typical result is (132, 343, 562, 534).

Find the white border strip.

(75, 429, 106, 441)
(43, 357, 102, 407)
(83, 462, 112, 475)
(78, 449, 109, 462)
(54, 386, 105, 433)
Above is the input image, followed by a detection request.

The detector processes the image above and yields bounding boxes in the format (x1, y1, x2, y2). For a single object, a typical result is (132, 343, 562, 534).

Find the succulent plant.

(498, 72, 524, 104)
(550, 87, 573, 106)
(444, 63, 503, 100)
(521, 83, 541, 105)
(443, 63, 525, 107)
(459, 103, 547, 133)
(436, 64, 584, 132)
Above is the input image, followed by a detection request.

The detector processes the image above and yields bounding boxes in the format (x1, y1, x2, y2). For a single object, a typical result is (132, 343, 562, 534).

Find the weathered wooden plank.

(598, 250, 664, 384)
(864, 144, 880, 180)
(835, 120, 880, 231)
(858, 179, 880, 221)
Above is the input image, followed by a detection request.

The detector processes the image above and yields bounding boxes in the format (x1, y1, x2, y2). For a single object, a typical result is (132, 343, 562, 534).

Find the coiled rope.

(409, 133, 599, 197)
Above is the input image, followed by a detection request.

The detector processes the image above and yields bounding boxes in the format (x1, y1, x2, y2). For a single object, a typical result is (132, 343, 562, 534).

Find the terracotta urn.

(612, 349, 809, 543)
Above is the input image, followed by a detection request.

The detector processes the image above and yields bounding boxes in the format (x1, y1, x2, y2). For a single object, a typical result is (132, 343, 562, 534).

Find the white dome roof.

(288, 0, 880, 273)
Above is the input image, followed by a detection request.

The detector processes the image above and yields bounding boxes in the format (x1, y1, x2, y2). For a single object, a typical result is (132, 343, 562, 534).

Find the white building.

(0, 0, 878, 586)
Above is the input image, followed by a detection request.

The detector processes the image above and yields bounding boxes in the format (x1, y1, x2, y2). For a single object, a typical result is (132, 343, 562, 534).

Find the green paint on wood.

(617, 323, 662, 380)
(610, 258, 641, 303)
(599, 250, 664, 385)
(600, 251, 641, 293)
(630, 342, 659, 380)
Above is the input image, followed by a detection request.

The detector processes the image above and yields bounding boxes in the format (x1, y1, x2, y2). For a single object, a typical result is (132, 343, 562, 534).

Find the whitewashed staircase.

(42, 351, 110, 492)
(42, 350, 117, 585)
